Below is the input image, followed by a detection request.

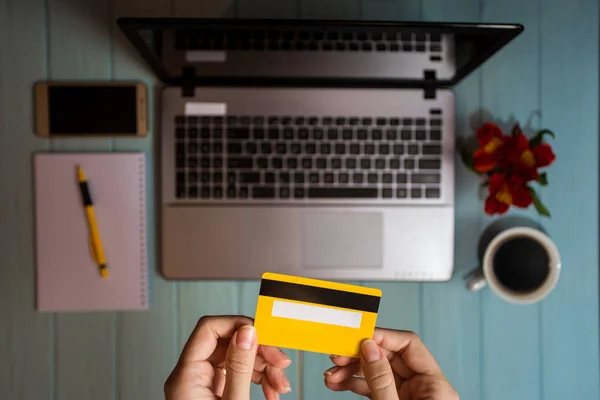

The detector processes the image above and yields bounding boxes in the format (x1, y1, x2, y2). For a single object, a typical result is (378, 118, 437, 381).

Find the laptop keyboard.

(175, 29, 443, 60)
(174, 110, 443, 201)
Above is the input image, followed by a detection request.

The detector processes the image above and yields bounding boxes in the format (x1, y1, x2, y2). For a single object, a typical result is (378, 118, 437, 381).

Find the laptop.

(118, 18, 522, 281)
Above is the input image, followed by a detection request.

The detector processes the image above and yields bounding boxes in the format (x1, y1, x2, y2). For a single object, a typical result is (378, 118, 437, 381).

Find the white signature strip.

(271, 300, 362, 329)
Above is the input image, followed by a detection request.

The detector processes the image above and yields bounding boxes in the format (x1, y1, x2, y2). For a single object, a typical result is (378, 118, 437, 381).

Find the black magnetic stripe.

(79, 182, 93, 206)
(259, 279, 380, 313)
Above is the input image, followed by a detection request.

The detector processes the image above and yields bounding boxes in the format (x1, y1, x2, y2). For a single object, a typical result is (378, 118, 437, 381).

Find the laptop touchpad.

(302, 212, 383, 269)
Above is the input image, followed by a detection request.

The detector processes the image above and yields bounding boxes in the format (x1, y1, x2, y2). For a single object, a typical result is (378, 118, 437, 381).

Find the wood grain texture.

(47, 0, 113, 152)
(46, 1, 115, 399)
(0, 0, 53, 399)
(55, 314, 115, 400)
(539, 0, 600, 398)
(420, 1, 484, 398)
(479, 2, 543, 399)
(110, 0, 178, 398)
(177, 282, 239, 350)
(1, 1, 599, 399)
(374, 283, 421, 332)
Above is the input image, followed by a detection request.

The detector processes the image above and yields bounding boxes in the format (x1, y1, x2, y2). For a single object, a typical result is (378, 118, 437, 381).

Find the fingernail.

(329, 354, 339, 360)
(282, 375, 292, 393)
(236, 325, 256, 350)
(361, 339, 381, 363)
(324, 366, 339, 376)
(283, 386, 292, 393)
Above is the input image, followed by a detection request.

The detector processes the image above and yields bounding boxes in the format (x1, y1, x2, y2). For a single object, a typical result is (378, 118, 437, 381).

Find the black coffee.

(492, 236, 550, 292)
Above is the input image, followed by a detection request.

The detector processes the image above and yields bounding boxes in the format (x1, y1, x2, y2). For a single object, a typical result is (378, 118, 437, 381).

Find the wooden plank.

(361, 0, 421, 20)
(478, 1, 542, 399)
(47, 1, 115, 398)
(371, 281, 421, 400)
(55, 315, 115, 400)
(373, 283, 421, 333)
(47, 0, 113, 152)
(173, 0, 236, 18)
(0, 0, 53, 398)
(109, 1, 177, 399)
(47, 0, 113, 79)
(239, 281, 298, 399)
(539, 0, 600, 398)
(237, 0, 299, 19)
(176, 282, 238, 394)
(420, 94, 484, 395)
(371, 281, 421, 397)
(419, 2, 484, 399)
(304, 352, 363, 400)
(299, 0, 361, 19)
(177, 282, 239, 351)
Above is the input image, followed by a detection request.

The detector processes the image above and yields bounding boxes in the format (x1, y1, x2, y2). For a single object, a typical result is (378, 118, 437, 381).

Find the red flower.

(497, 127, 556, 182)
(531, 143, 556, 168)
(466, 122, 556, 217)
(477, 122, 503, 147)
(502, 132, 530, 167)
(500, 132, 539, 181)
(484, 173, 533, 215)
(473, 123, 505, 172)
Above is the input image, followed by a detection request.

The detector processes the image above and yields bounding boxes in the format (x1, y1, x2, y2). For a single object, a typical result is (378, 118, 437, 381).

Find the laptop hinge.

(423, 70, 437, 100)
(181, 67, 196, 98)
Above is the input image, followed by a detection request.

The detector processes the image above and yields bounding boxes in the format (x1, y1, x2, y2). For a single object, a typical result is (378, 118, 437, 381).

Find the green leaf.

(460, 147, 476, 172)
(529, 129, 556, 148)
(527, 186, 551, 217)
(536, 172, 548, 186)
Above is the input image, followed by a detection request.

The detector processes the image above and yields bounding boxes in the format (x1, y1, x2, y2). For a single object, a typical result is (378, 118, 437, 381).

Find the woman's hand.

(165, 315, 292, 400)
(324, 328, 459, 400)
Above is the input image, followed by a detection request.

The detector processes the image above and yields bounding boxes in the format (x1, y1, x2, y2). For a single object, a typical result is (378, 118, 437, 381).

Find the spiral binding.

(138, 155, 148, 307)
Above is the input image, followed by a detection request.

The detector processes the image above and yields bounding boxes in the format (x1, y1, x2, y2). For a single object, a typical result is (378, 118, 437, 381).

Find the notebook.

(34, 153, 148, 312)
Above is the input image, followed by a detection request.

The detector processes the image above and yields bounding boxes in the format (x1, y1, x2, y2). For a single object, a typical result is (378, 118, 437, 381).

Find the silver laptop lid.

(118, 18, 522, 89)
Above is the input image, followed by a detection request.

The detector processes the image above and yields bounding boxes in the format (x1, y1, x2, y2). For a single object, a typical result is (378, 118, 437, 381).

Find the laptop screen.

(119, 19, 522, 88)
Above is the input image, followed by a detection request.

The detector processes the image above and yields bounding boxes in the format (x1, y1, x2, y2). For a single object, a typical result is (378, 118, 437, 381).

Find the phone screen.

(48, 86, 138, 134)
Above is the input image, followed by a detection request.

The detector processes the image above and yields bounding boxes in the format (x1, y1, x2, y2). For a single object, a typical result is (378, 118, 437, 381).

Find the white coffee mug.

(466, 226, 561, 304)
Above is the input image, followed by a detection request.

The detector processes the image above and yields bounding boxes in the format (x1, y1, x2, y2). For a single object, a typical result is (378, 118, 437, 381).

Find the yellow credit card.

(254, 272, 382, 358)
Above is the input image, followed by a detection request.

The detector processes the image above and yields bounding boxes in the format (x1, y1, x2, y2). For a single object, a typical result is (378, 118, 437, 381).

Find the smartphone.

(35, 81, 148, 137)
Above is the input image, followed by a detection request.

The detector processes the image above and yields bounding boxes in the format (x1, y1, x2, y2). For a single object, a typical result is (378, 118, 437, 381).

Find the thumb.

(361, 339, 399, 400)
(222, 325, 258, 400)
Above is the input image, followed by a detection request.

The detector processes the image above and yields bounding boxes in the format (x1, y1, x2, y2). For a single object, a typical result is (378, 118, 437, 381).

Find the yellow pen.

(77, 165, 109, 278)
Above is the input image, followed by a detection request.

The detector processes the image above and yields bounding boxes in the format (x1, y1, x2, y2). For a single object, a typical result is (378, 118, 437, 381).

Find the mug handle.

(465, 268, 487, 291)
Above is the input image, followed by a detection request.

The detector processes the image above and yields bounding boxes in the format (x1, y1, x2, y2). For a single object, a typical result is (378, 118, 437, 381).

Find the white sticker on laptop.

(185, 103, 227, 116)
(186, 51, 227, 62)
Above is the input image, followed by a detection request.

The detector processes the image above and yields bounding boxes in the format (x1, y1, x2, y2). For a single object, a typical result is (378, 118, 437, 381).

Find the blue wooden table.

(1, 0, 598, 399)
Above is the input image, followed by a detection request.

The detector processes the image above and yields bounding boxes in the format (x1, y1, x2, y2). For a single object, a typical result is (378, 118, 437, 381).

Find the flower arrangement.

(461, 122, 556, 217)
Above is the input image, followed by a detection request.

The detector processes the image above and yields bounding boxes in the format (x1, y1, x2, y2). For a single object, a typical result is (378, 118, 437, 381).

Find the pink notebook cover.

(34, 153, 148, 312)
